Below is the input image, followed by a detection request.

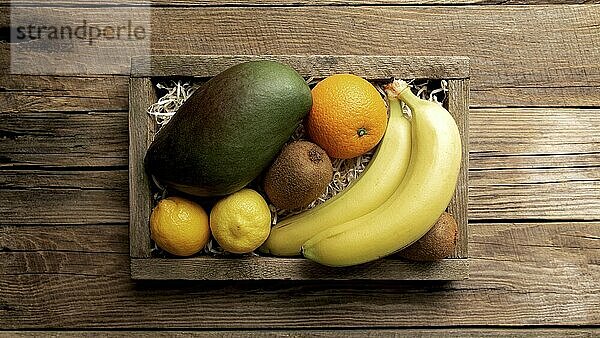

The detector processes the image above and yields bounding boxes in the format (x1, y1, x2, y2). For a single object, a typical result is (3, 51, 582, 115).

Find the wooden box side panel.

(129, 77, 157, 258)
(131, 257, 469, 281)
(447, 79, 470, 259)
(131, 55, 470, 79)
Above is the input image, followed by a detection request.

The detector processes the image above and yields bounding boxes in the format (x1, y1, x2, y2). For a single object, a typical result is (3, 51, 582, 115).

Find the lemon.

(210, 189, 271, 254)
(150, 196, 210, 257)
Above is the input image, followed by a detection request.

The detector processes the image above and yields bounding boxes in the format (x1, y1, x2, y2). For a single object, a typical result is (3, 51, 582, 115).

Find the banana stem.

(385, 80, 421, 111)
(385, 85, 410, 120)
(386, 94, 402, 116)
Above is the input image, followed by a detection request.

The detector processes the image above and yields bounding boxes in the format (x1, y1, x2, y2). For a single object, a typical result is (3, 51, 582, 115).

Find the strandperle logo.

(10, 5, 151, 74)
(13, 19, 147, 46)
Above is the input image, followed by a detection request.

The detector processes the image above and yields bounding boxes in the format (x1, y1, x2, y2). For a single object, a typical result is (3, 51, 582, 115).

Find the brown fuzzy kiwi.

(398, 212, 458, 261)
(264, 140, 333, 210)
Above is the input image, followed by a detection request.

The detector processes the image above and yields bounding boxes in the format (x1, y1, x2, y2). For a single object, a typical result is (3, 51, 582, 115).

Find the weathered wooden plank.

(447, 79, 469, 257)
(2, 329, 600, 337)
(147, 5, 600, 93)
(0, 224, 128, 253)
(0, 222, 597, 328)
(472, 153, 600, 171)
(468, 108, 600, 220)
(150, 0, 600, 4)
(0, 188, 128, 224)
(0, 75, 128, 112)
(469, 107, 600, 219)
(1, 251, 129, 277)
(470, 108, 600, 170)
(128, 77, 155, 258)
(132, 55, 470, 79)
(0, 111, 128, 167)
(2, 6, 599, 106)
(469, 167, 600, 220)
(2, 261, 597, 328)
(471, 84, 600, 108)
(0, 169, 128, 190)
(2, 0, 599, 7)
(0, 170, 129, 225)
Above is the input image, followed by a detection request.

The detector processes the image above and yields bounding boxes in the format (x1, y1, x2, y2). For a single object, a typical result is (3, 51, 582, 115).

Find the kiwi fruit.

(398, 212, 458, 261)
(264, 140, 333, 210)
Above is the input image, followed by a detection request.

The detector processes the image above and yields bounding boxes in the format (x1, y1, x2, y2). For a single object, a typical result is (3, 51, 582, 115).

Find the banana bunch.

(264, 79, 462, 267)
(302, 80, 462, 266)
(260, 92, 412, 256)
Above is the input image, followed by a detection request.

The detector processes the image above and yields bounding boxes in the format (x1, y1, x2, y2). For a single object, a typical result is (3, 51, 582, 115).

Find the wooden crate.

(129, 55, 470, 280)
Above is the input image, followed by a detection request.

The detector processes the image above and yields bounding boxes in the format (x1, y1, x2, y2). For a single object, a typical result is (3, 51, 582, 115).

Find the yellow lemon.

(210, 189, 271, 254)
(150, 196, 210, 257)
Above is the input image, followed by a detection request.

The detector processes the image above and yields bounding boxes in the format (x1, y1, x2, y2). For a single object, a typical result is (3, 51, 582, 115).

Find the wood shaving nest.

(147, 81, 202, 128)
(146, 77, 447, 256)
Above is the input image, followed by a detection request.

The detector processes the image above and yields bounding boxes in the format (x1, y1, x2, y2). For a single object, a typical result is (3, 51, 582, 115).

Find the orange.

(307, 74, 388, 159)
(150, 196, 210, 257)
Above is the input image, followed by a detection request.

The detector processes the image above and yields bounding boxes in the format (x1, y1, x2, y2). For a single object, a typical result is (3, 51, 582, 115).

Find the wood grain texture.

(0, 224, 129, 253)
(471, 84, 600, 108)
(470, 108, 600, 169)
(0, 75, 128, 113)
(1, 107, 597, 224)
(468, 107, 600, 220)
(154, 0, 600, 3)
(470, 166, 600, 220)
(0, 111, 128, 168)
(0, 222, 597, 328)
(447, 79, 469, 257)
(0, 169, 128, 191)
(131, 257, 469, 280)
(145, 5, 599, 91)
(2, 0, 600, 7)
(132, 55, 470, 79)
(2, 5, 599, 106)
(128, 77, 156, 258)
(2, 329, 600, 337)
(0, 170, 128, 225)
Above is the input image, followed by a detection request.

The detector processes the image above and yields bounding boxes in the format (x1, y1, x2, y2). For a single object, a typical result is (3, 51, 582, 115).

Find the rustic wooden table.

(1, 1, 599, 336)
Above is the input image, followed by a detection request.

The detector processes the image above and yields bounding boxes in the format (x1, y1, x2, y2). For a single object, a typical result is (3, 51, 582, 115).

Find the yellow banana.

(259, 95, 412, 256)
(302, 80, 462, 267)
